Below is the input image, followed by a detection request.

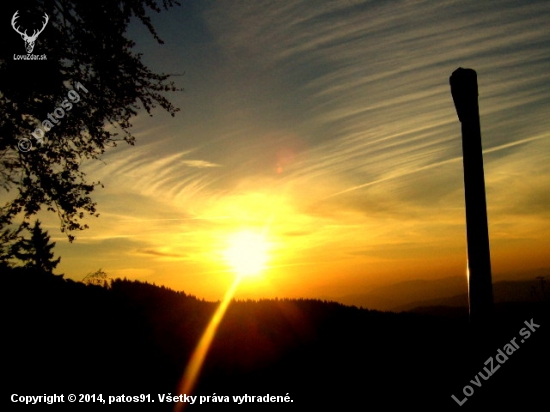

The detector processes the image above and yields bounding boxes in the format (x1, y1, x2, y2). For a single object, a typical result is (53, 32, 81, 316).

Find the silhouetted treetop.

(0, 0, 182, 241)
(11, 219, 61, 274)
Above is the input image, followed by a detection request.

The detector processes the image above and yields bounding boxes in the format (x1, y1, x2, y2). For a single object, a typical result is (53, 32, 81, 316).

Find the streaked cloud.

(49, 0, 549, 301)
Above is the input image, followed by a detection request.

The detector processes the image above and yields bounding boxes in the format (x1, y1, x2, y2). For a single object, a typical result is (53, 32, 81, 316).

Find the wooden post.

(450, 68, 494, 325)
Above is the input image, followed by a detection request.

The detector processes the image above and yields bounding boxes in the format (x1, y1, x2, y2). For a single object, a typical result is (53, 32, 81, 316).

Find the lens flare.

(174, 277, 241, 412)
(175, 227, 273, 412)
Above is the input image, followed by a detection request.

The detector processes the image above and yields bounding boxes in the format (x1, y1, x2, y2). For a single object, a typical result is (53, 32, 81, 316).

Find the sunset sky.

(30, 0, 550, 304)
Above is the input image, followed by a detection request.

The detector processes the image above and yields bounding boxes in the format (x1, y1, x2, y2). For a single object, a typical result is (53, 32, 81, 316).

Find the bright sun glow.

(223, 230, 270, 278)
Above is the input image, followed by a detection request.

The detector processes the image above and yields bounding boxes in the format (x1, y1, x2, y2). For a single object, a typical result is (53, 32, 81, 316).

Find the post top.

(450, 67, 479, 123)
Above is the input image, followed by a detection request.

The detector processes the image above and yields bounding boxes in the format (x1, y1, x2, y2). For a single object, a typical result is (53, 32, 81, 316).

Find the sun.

(223, 230, 270, 278)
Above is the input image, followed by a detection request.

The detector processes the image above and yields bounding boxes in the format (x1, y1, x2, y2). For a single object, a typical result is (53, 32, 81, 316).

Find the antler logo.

(11, 11, 49, 54)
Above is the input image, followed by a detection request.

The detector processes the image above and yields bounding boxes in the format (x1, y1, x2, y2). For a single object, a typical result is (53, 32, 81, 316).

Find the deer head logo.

(11, 11, 49, 54)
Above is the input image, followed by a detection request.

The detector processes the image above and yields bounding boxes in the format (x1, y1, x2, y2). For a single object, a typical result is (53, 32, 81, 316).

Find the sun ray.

(174, 226, 273, 412)
(174, 276, 241, 412)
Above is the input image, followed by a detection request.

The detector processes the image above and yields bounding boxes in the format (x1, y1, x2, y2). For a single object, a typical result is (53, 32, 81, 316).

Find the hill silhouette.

(335, 273, 550, 312)
(335, 276, 468, 310)
(4, 267, 549, 410)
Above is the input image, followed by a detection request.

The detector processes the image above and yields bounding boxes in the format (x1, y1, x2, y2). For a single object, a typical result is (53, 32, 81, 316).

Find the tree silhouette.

(12, 220, 61, 274)
(82, 268, 109, 287)
(1, 224, 25, 270)
(0, 0, 182, 242)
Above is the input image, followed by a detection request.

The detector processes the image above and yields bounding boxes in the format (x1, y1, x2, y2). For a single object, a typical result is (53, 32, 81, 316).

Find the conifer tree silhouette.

(12, 220, 61, 275)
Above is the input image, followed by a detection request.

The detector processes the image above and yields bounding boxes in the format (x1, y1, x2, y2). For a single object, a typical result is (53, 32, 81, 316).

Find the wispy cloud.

(54, 0, 549, 298)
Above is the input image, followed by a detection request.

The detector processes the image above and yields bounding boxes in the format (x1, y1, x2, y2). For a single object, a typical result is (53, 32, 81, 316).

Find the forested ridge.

(4, 267, 549, 410)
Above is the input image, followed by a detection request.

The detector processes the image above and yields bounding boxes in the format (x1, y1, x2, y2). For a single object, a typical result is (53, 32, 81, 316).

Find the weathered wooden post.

(450, 68, 494, 325)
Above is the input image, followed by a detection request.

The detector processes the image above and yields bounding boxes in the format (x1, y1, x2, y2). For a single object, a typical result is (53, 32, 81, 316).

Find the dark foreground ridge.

(4, 267, 549, 410)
